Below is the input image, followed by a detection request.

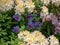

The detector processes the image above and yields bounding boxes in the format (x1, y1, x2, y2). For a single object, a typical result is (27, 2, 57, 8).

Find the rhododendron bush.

(0, 0, 60, 45)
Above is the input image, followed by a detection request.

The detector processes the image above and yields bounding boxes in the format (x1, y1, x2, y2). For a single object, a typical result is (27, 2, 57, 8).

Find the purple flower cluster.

(35, 22, 42, 27)
(54, 13, 60, 34)
(13, 26, 20, 33)
(26, 14, 42, 29)
(13, 14, 21, 21)
(26, 14, 34, 21)
(27, 21, 42, 29)
(27, 22, 35, 29)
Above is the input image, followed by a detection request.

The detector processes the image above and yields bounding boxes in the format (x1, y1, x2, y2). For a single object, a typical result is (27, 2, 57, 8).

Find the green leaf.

(20, 25, 25, 31)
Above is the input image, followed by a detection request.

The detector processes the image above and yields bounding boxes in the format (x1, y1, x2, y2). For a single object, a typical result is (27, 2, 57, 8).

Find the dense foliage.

(0, 0, 60, 45)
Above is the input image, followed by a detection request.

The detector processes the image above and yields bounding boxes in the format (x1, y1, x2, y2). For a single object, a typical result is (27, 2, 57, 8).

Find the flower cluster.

(26, 14, 42, 29)
(48, 35, 59, 45)
(0, 0, 14, 12)
(26, 14, 34, 21)
(42, 13, 60, 34)
(13, 26, 20, 33)
(27, 21, 42, 29)
(13, 13, 21, 21)
(51, 0, 60, 6)
(25, 0, 35, 13)
(40, 6, 49, 17)
(18, 31, 59, 45)
(0, 0, 60, 45)
(15, 0, 25, 13)
(41, 0, 60, 6)
(41, 0, 50, 6)
(18, 31, 49, 45)
(27, 22, 35, 29)
(15, 0, 35, 14)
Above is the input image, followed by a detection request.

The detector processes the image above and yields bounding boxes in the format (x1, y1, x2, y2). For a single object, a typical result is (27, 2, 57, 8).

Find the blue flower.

(13, 26, 20, 33)
(35, 22, 42, 27)
(27, 22, 35, 29)
(13, 14, 21, 21)
(26, 14, 34, 21)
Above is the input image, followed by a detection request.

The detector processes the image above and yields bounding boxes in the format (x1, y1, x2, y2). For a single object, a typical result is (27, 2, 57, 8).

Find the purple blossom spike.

(13, 26, 20, 33)
(27, 22, 35, 29)
(35, 22, 42, 27)
(55, 27, 60, 34)
(54, 22, 60, 34)
(13, 14, 21, 21)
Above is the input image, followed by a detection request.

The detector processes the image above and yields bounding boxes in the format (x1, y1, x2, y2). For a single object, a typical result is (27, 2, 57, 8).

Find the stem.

(47, 23, 50, 36)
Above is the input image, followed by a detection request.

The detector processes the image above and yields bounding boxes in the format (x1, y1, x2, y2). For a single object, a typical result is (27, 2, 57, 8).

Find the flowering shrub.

(0, 0, 60, 45)
(18, 31, 59, 45)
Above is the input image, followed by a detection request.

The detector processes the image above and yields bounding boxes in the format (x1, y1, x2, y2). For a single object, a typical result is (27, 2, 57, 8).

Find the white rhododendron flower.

(48, 35, 59, 45)
(41, 0, 50, 5)
(51, 0, 60, 6)
(25, 1, 35, 13)
(15, 0, 25, 14)
(18, 31, 59, 45)
(40, 6, 49, 17)
(0, 0, 14, 12)
(18, 31, 49, 45)
(41, 0, 60, 6)
(15, 0, 35, 13)
(15, 0, 32, 4)
(15, 0, 26, 5)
